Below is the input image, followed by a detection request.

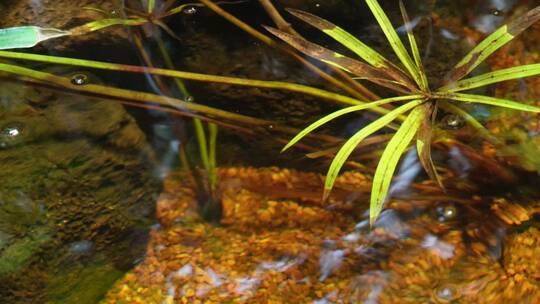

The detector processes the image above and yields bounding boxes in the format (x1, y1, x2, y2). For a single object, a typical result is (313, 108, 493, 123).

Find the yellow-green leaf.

(443, 93, 540, 113)
(286, 8, 390, 69)
(398, 0, 428, 91)
(164, 3, 203, 17)
(445, 6, 540, 82)
(285, 8, 416, 90)
(148, 0, 156, 13)
(70, 18, 147, 36)
(370, 105, 425, 225)
(323, 99, 425, 201)
(365, 0, 422, 88)
(440, 63, 540, 92)
(208, 122, 219, 190)
(282, 94, 423, 152)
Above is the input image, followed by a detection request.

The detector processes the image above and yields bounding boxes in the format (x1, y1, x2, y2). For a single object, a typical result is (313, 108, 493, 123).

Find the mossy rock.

(0, 72, 160, 302)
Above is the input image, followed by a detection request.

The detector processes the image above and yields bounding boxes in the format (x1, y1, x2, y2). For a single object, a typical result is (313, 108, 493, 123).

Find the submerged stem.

(196, 0, 377, 101)
(0, 51, 387, 113)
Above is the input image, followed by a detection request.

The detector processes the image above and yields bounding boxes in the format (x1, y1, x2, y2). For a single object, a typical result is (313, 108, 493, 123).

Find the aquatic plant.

(0, 0, 251, 222)
(1, 1, 540, 226)
(267, 0, 540, 224)
(126, 0, 222, 221)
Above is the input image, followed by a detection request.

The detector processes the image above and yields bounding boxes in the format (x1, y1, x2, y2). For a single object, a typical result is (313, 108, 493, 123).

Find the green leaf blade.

(398, 0, 428, 91)
(365, 0, 422, 88)
(286, 8, 392, 69)
(370, 104, 425, 225)
(0, 26, 70, 50)
(323, 99, 425, 201)
(282, 94, 423, 152)
(70, 18, 147, 35)
(444, 93, 540, 113)
(445, 6, 540, 83)
(440, 63, 540, 92)
(148, 0, 156, 13)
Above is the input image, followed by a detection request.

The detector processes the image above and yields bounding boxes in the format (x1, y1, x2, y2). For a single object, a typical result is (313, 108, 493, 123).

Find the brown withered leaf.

(416, 102, 444, 189)
(264, 26, 412, 94)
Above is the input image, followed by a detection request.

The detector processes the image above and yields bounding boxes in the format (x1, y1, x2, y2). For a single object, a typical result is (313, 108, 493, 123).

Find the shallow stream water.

(1, 0, 540, 303)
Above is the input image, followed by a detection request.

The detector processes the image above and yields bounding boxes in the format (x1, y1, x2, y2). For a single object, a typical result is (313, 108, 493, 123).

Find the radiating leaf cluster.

(1, 0, 540, 226)
(272, 0, 540, 224)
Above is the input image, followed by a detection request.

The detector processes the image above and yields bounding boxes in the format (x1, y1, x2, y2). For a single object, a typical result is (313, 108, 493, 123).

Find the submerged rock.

(0, 72, 160, 303)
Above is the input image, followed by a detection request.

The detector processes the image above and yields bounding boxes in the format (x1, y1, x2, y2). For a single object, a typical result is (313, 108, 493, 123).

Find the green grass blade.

(365, 0, 422, 88)
(82, 6, 110, 16)
(208, 122, 219, 190)
(282, 94, 423, 152)
(440, 63, 540, 92)
(370, 105, 425, 225)
(148, 0, 156, 13)
(443, 93, 540, 112)
(70, 18, 147, 35)
(0, 26, 70, 50)
(164, 3, 202, 17)
(416, 103, 443, 188)
(445, 6, 540, 82)
(398, 0, 428, 91)
(323, 99, 425, 201)
(286, 8, 389, 68)
(194, 119, 210, 170)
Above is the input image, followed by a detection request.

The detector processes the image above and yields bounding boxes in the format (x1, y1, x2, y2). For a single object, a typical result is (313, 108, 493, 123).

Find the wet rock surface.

(0, 71, 161, 303)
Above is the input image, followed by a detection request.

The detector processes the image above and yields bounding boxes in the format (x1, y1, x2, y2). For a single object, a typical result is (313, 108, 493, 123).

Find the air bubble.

(441, 114, 465, 130)
(436, 286, 455, 300)
(436, 204, 457, 222)
(71, 73, 89, 85)
(1, 122, 23, 139)
(0, 122, 24, 148)
(68, 240, 95, 255)
(183, 6, 197, 15)
(491, 9, 502, 16)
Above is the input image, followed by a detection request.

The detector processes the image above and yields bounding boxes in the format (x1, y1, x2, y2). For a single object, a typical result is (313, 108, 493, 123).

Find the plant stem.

(153, 30, 218, 191)
(197, 0, 377, 101)
(208, 123, 218, 190)
(194, 119, 210, 169)
(0, 62, 346, 143)
(0, 51, 387, 112)
(255, 0, 380, 100)
(258, 0, 299, 36)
